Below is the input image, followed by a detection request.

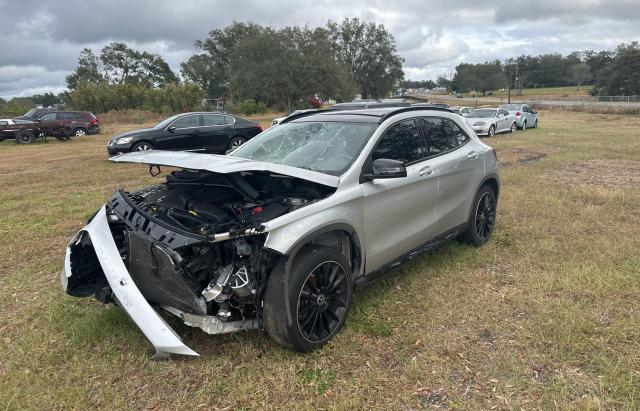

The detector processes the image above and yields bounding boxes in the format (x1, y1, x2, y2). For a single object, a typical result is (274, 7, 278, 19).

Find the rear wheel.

(73, 128, 88, 136)
(458, 185, 497, 246)
(133, 141, 154, 151)
(15, 131, 35, 144)
(228, 136, 247, 151)
(264, 246, 353, 352)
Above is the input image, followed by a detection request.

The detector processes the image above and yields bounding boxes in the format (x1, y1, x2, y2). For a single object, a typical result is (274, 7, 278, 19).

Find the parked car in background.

(107, 112, 263, 156)
(14, 107, 54, 121)
(62, 106, 500, 358)
(271, 109, 317, 126)
(449, 106, 473, 117)
(498, 104, 538, 129)
(36, 111, 100, 138)
(331, 100, 411, 110)
(0, 118, 38, 143)
(466, 108, 517, 137)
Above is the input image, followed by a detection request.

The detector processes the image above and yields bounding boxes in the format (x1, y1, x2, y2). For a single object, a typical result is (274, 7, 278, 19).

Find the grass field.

(471, 85, 595, 100)
(1, 111, 639, 409)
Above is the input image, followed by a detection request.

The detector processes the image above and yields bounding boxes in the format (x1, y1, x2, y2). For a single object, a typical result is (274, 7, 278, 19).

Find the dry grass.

(0, 111, 639, 409)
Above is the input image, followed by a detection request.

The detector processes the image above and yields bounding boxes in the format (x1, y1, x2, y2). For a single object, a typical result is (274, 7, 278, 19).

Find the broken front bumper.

(61, 206, 199, 359)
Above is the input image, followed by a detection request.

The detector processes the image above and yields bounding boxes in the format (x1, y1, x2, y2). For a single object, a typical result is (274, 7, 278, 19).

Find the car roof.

(288, 106, 453, 124)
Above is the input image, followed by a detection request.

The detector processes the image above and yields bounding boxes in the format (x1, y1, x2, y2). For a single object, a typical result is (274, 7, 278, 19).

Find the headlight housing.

(473, 121, 486, 126)
(115, 137, 133, 145)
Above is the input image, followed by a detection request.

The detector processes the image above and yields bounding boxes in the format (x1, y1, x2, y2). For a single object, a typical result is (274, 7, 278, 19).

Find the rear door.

(419, 116, 485, 234)
(202, 113, 232, 152)
(156, 114, 203, 151)
(361, 118, 440, 272)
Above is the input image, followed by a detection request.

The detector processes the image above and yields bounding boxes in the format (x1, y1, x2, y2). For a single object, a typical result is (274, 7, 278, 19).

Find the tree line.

(60, 18, 403, 114)
(440, 42, 640, 96)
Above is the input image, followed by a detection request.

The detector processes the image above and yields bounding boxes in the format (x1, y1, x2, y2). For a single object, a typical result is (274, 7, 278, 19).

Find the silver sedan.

(466, 108, 517, 137)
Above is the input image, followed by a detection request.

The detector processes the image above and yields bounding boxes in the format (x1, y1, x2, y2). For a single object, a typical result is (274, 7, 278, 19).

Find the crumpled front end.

(62, 206, 200, 359)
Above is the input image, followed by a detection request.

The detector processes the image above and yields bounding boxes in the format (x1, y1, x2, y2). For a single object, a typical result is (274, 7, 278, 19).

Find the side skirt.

(354, 224, 467, 291)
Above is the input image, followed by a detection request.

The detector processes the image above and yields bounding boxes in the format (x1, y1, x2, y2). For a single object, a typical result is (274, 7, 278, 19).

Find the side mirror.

(362, 158, 407, 181)
(168, 126, 176, 133)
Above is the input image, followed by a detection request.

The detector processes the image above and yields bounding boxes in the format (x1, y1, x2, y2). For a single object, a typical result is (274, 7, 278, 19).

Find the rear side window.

(0, 121, 8, 126)
(371, 119, 425, 164)
(420, 117, 470, 155)
(201, 114, 225, 126)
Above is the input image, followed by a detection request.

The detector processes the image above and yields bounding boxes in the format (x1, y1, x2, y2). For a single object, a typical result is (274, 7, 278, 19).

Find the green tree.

(569, 63, 593, 90)
(597, 42, 640, 95)
(327, 18, 404, 99)
(66, 48, 104, 90)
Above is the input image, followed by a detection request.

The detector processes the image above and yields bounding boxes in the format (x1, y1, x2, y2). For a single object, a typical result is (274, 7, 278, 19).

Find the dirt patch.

(546, 159, 640, 187)
(498, 146, 556, 167)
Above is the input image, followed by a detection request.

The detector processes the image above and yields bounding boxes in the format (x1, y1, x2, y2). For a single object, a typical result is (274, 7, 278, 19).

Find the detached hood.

(110, 150, 340, 188)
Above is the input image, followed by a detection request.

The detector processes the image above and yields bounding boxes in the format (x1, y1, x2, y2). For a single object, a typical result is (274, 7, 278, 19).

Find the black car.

(107, 112, 263, 156)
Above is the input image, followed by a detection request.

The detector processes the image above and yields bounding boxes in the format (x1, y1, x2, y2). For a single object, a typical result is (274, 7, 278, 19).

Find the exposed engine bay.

(67, 169, 334, 334)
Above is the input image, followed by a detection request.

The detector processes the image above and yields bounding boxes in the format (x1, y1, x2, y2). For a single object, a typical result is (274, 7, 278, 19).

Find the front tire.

(488, 125, 495, 137)
(458, 185, 497, 246)
(132, 141, 154, 151)
(263, 246, 353, 352)
(15, 131, 36, 144)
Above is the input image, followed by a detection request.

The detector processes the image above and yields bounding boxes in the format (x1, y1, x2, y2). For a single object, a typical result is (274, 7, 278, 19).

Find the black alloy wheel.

(475, 190, 496, 241)
(297, 261, 349, 343)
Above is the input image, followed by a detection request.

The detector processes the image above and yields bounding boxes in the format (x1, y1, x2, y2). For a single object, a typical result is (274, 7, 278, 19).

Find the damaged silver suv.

(62, 107, 500, 359)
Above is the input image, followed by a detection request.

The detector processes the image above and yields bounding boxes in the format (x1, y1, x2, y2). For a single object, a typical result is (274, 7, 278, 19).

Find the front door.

(361, 118, 439, 273)
(156, 114, 203, 151)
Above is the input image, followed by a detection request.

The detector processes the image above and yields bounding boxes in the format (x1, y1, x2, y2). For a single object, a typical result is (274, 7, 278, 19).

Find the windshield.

(470, 109, 497, 118)
(500, 104, 520, 110)
(232, 121, 377, 175)
(153, 114, 183, 129)
(23, 109, 38, 117)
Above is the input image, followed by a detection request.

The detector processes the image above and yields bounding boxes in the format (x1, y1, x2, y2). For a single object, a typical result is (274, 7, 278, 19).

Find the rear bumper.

(61, 206, 199, 359)
(88, 126, 101, 135)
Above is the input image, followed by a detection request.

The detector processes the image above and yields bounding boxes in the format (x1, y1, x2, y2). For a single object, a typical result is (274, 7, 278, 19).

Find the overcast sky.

(1, 0, 639, 98)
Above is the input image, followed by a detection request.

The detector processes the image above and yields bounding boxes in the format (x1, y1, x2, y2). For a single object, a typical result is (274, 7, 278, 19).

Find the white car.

(271, 109, 316, 127)
(466, 108, 517, 137)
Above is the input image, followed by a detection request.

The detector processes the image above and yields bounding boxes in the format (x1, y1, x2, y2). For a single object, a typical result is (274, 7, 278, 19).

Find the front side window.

(421, 117, 470, 155)
(371, 119, 425, 164)
(172, 115, 199, 129)
(0, 121, 7, 126)
(232, 121, 377, 175)
(40, 113, 56, 121)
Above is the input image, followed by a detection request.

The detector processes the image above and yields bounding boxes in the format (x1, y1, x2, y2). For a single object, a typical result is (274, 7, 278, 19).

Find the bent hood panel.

(110, 151, 339, 188)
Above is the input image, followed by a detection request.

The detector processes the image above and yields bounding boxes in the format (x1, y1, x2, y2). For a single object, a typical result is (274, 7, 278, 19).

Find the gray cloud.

(0, 0, 639, 98)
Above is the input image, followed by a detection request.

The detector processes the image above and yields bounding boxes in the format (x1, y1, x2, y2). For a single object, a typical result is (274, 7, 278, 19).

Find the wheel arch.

(264, 223, 363, 328)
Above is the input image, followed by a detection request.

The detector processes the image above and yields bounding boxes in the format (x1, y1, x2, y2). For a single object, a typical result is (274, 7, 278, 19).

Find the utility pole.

(507, 59, 512, 104)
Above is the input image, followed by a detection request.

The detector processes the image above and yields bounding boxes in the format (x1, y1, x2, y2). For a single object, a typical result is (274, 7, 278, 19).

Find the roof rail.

(377, 106, 453, 123)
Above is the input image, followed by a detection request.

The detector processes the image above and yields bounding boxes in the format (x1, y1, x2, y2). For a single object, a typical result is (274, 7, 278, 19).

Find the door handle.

(419, 166, 434, 176)
(467, 151, 478, 160)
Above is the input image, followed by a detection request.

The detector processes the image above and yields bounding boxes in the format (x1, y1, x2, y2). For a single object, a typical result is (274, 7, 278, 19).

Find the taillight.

(91, 118, 98, 125)
(515, 111, 521, 117)
(257, 125, 263, 132)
